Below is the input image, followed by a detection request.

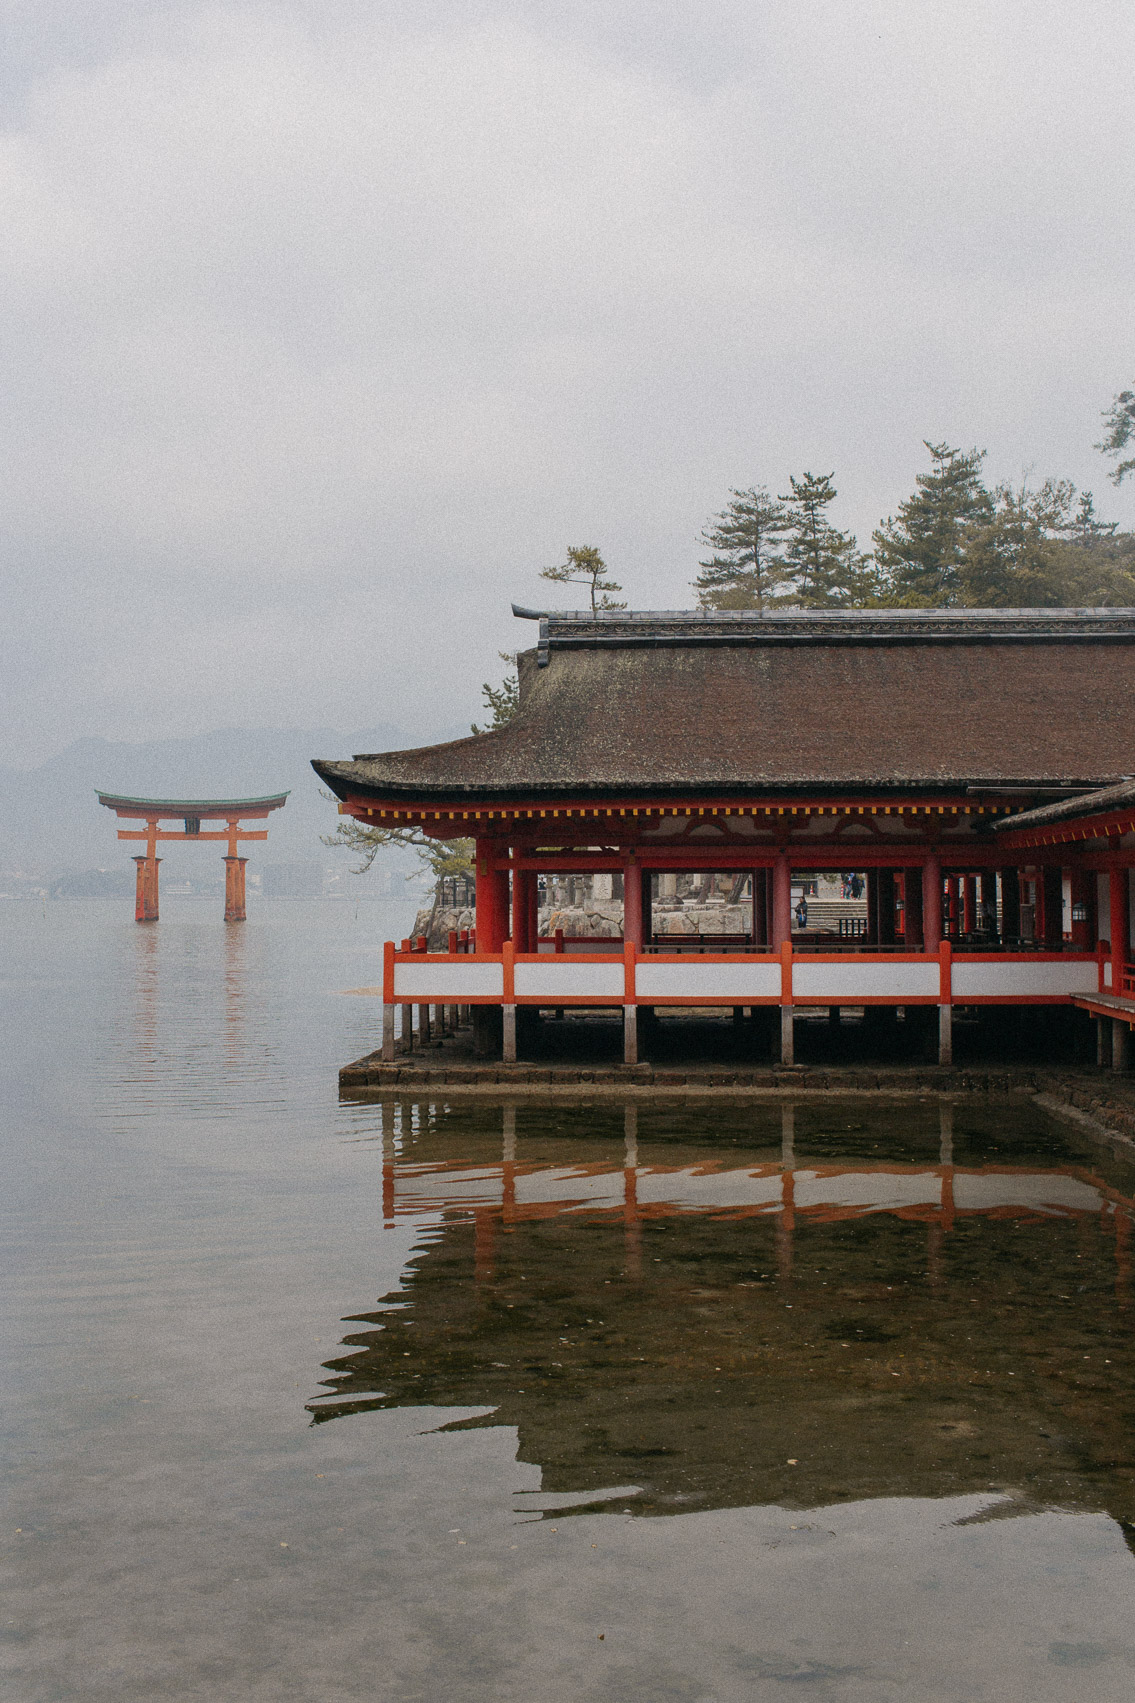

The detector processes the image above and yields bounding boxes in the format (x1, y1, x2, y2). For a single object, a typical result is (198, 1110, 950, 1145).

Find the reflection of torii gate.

(96, 792, 289, 922)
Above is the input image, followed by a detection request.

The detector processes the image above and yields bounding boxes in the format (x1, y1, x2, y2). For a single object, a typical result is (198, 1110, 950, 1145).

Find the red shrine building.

(313, 607, 1135, 1069)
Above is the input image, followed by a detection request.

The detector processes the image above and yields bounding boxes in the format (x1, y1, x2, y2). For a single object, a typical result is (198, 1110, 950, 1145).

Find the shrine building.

(313, 607, 1135, 1070)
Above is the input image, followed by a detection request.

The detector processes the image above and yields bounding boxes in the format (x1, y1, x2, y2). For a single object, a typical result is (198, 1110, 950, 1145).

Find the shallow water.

(6, 900, 1135, 1700)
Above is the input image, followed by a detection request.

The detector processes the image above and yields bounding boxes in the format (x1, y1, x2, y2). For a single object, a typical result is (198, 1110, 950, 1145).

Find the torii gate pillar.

(224, 857, 248, 923)
(134, 855, 161, 922)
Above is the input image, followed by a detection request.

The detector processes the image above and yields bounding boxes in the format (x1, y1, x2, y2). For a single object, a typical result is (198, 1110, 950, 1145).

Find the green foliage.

(471, 652, 519, 734)
(1098, 389, 1135, 486)
(955, 479, 1078, 606)
(779, 472, 881, 607)
(873, 443, 992, 605)
(694, 487, 792, 612)
(873, 442, 1135, 608)
(695, 440, 1135, 614)
(1066, 490, 1117, 544)
(540, 545, 625, 612)
(974, 477, 1135, 607)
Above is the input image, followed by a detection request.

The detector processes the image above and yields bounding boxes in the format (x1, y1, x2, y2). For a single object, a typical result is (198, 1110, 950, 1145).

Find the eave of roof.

(993, 777, 1135, 834)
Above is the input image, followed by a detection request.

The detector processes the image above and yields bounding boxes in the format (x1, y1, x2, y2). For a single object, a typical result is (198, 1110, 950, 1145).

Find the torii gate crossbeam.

(96, 792, 289, 921)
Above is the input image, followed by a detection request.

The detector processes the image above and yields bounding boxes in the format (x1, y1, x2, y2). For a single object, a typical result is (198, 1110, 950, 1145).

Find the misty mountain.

(0, 724, 453, 879)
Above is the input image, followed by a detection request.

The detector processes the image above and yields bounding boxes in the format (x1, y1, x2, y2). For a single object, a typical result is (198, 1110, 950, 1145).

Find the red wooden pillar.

(772, 853, 791, 947)
(865, 871, 880, 944)
(877, 869, 896, 945)
(623, 858, 644, 947)
(904, 866, 924, 946)
(1042, 866, 1064, 948)
(1109, 867, 1129, 996)
(922, 854, 942, 948)
(514, 869, 537, 952)
(475, 840, 510, 950)
(224, 856, 248, 922)
(528, 871, 540, 948)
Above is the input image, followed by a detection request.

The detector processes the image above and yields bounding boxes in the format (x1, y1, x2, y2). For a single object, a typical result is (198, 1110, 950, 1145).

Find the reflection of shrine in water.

(310, 1100, 1135, 1535)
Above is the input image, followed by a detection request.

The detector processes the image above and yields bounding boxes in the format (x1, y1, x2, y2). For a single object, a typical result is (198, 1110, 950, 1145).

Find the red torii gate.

(96, 792, 289, 921)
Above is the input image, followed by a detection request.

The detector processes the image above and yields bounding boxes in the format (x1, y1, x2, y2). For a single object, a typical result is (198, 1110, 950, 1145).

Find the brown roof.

(313, 608, 1135, 805)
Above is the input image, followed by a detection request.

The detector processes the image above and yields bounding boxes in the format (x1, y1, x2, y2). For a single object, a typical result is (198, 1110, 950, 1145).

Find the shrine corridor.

(6, 899, 1135, 1702)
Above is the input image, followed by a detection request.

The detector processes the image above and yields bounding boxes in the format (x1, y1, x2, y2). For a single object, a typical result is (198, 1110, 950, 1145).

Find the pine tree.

(1098, 389, 1135, 485)
(957, 479, 1079, 607)
(471, 653, 519, 735)
(779, 472, 878, 607)
(1065, 490, 1118, 546)
(693, 486, 792, 612)
(873, 443, 992, 606)
(540, 545, 625, 612)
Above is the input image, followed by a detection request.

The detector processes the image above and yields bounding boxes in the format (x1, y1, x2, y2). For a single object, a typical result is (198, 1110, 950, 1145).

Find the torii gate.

(96, 792, 289, 921)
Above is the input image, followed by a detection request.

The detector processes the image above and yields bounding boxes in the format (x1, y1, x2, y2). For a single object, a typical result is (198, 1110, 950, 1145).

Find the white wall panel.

(393, 961, 504, 999)
(635, 961, 782, 1000)
(792, 960, 940, 1001)
(514, 961, 624, 998)
(951, 959, 1099, 998)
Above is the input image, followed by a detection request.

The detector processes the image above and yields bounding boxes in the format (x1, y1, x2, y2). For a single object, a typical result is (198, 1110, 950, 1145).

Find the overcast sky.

(2, 0, 1133, 766)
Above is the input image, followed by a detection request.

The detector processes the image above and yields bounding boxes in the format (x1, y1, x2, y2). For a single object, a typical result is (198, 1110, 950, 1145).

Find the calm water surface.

(6, 899, 1135, 1701)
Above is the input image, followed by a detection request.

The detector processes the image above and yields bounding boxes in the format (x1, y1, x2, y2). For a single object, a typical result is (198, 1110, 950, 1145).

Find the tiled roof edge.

(518, 606, 1135, 663)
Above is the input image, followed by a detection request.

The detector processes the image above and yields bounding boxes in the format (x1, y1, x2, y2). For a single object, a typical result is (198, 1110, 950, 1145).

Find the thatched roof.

(314, 608, 1135, 805)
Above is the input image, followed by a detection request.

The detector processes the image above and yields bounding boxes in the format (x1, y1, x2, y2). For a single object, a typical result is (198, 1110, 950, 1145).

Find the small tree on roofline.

(540, 545, 625, 612)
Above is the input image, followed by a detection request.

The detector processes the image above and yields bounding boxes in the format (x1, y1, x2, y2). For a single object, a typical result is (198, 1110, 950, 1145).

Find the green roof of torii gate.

(96, 791, 289, 815)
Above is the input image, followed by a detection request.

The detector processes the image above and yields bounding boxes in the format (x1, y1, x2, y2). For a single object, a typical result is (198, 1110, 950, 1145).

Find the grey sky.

(2, 0, 1133, 765)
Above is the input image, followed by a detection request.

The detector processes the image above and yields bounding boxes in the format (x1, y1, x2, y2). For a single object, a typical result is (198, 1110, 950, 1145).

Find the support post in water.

(623, 1003, 638, 1066)
(223, 856, 248, 923)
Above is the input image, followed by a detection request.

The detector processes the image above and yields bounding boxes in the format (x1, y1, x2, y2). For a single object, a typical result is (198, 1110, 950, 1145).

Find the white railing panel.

(393, 960, 504, 999)
(951, 959, 1099, 998)
(635, 960, 782, 1000)
(515, 960, 625, 998)
(792, 960, 940, 1001)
